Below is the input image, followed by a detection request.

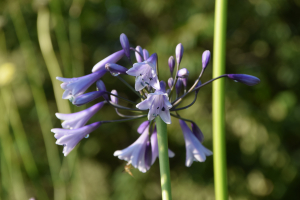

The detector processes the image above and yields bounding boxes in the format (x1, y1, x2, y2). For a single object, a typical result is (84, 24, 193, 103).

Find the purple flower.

(168, 56, 175, 76)
(191, 122, 204, 143)
(227, 74, 260, 86)
(113, 125, 152, 173)
(137, 121, 150, 134)
(55, 102, 105, 129)
(110, 90, 118, 104)
(150, 129, 175, 165)
(135, 46, 144, 62)
(126, 53, 160, 91)
(168, 77, 174, 89)
(143, 49, 149, 60)
(57, 69, 106, 100)
(175, 43, 184, 65)
(179, 120, 212, 167)
(177, 68, 189, 78)
(136, 91, 172, 124)
(120, 33, 131, 59)
(92, 50, 125, 73)
(51, 122, 102, 156)
(202, 50, 211, 70)
(105, 63, 128, 76)
(175, 78, 183, 95)
(72, 91, 106, 106)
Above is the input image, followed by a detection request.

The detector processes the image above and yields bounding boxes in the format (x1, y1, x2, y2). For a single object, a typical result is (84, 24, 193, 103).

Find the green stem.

(213, 0, 228, 199)
(155, 117, 172, 200)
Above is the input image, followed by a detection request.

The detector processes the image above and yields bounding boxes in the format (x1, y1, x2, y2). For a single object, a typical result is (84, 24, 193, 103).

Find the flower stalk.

(156, 117, 172, 200)
(213, 0, 228, 199)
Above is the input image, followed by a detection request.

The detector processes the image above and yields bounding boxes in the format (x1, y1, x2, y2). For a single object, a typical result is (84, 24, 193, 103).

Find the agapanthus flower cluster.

(51, 33, 260, 172)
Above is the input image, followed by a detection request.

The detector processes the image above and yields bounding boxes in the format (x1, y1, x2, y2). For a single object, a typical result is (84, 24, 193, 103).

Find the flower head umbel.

(126, 53, 160, 91)
(52, 33, 260, 173)
(51, 122, 102, 156)
(136, 91, 172, 124)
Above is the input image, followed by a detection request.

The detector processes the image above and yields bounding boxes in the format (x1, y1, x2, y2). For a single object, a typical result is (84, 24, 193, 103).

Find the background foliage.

(0, 0, 299, 199)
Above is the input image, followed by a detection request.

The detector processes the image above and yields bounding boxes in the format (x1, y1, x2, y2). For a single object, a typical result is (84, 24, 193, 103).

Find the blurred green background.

(0, 0, 299, 199)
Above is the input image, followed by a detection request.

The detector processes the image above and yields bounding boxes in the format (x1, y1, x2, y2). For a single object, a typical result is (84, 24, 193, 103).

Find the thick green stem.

(155, 117, 172, 200)
(213, 0, 228, 199)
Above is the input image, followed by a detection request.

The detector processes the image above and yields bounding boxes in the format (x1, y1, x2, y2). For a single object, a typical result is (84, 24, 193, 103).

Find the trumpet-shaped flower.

(72, 91, 106, 106)
(114, 126, 151, 173)
(57, 69, 107, 100)
(55, 102, 105, 129)
(92, 50, 125, 72)
(179, 120, 212, 167)
(136, 91, 172, 124)
(51, 122, 102, 156)
(126, 53, 160, 91)
(227, 74, 260, 86)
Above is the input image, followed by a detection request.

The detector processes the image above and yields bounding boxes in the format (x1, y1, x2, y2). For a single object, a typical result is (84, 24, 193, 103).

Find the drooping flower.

(92, 50, 125, 73)
(179, 120, 212, 167)
(137, 121, 150, 134)
(150, 128, 175, 165)
(191, 122, 204, 143)
(105, 63, 128, 76)
(113, 125, 152, 173)
(126, 53, 160, 91)
(136, 91, 172, 124)
(56, 102, 105, 129)
(227, 74, 260, 86)
(51, 122, 102, 156)
(57, 69, 107, 100)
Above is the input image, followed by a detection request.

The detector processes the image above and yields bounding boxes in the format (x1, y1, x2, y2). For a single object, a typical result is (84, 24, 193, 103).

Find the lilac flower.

(113, 125, 151, 172)
(136, 91, 172, 124)
(105, 63, 128, 76)
(92, 50, 125, 73)
(150, 129, 175, 165)
(191, 122, 204, 143)
(57, 69, 107, 100)
(175, 78, 183, 95)
(202, 50, 211, 70)
(175, 43, 184, 65)
(168, 56, 175, 76)
(227, 74, 260, 86)
(177, 68, 189, 78)
(120, 33, 131, 59)
(137, 121, 150, 134)
(126, 53, 160, 91)
(135, 46, 144, 62)
(72, 91, 106, 106)
(51, 122, 102, 156)
(168, 77, 174, 89)
(179, 120, 212, 167)
(96, 80, 109, 100)
(55, 102, 105, 129)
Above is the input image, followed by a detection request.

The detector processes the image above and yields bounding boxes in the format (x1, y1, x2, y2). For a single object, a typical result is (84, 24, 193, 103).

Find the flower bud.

(175, 78, 182, 95)
(105, 63, 127, 76)
(137, 121, 150, 134)
(168, 56, 175, 76)
(120, 33, 130, 59)
(181, 78, 187, 88)
(177, 68, 189, 78)
(202, 50, 211, 70)
(227, 74, 260, 86)
(110, 89, 118, 104)
(159, 80, 167, 92)
(135, 46, 143, 62)
(191, 122, 204, 143)
(175, 43, 184, 65)
(96, 80, 109, 100)
(143, 49, 149, 60)
(72, 91, 106, 106)
(168, 78, 174, 89)
(92, 50, 125, 73)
